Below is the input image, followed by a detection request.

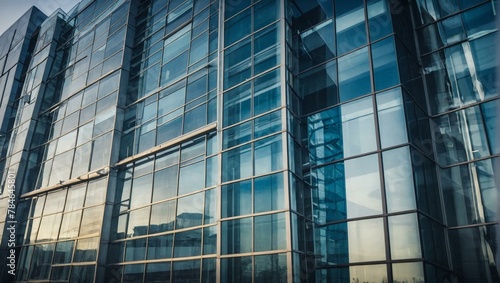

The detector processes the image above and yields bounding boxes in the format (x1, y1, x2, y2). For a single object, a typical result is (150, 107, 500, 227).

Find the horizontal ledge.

(21, 166, 110, 198)
(114, 122, 217, 167)
(20, 123, 217, 199)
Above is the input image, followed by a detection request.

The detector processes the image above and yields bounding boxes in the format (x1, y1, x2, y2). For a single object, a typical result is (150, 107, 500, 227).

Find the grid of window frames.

(33, 0, 130, 190)
(413, 0, 499, 281)
(219, 0, 290, 282)
(287, 0, 445, 281)
(106, 133, 217, 282)
(16, 179, 107, 282)
(121, 0, 219, 159)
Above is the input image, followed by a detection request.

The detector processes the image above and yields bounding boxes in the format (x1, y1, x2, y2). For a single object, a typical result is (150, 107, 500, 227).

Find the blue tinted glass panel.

(254, 213, 286, 251)
(222, 144, 252, 182)
(372, 37, 399, 91)
(221, 217, 252, 254)
(336, 0, 367, 55)
(338, 47, 371, 102)
(254, 173, 284, 213)
(174, 229, 202, 257)
(222, 179, 252, 218)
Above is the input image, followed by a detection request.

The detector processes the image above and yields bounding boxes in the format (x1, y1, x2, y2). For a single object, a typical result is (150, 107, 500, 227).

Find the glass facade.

(0, 0, 497, 282)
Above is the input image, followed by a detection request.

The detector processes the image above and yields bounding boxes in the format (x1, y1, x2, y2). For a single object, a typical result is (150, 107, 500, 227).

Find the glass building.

(0, 0, 497, 282)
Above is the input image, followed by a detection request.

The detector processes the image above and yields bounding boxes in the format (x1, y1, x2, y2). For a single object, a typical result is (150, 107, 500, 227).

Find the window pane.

(125, 238, 147, 261)
(325, 218, 385, 264)
(298, 19, 335, 71)
(152, 166, 178, 202)
(372, 37, 399, 91)
(254, 253, 287, 282)
(174, 229, 202, 257)
(254, 213, 286, 252)
(74, 237, 99, 262)
(254, 110, 281, 139)
(130, 174, 153, 208)
(254, 173, 284, 213)
(338, 47, 371, 102)
(172, 260, 200, 282)
(147, 234, 173, 260)
(368, 0, 392, 41)
(389, 213, 422, 259)
(203, 226, 217, 254)
(225, 8, 251, 46)
(376, 88, 407, 148)
(223, 82, 251, 127)
(224, 38, 251, 89)
(176, 192, 204, 229)
(336, 0, 366, 55)
(127, 207, 150, 237)
(383, 146, 416, 213)
(254, 134, 283, 175)
(221, 256, 252, 283)
(253, 69, 281, 116)
(178, 161, 205, 195)
(222, 143, 252, 182)
(53, 241, 74, 264)
(150, 200, 176, 234)
(223, 121, 251, 149)
(222, 179, 252, 218)
(221, 217, 252, 254)
(340, 97, 376, 157)
(146, 262, 171, 283)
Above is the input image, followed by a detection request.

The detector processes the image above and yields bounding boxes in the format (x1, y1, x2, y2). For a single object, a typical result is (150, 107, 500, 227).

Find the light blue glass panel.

(336, 0, 367, 55)
(383, 146, 416, 213)
(225, 8, 251, 46)
(372, 37, 399, 91)
(125, 238, 147, 261)
(254, 134, 283, 175)
(172, 260, 200, 282)
(389, 213, 422, 259)
(254, 110, 281, 139)
(254, 253, 287, 282)
(152, 166, 178, 202)
(127, 207, 150, 237)
(130, 174, 153, 208)
(149, 200, 176, 234)
(203, 226, 217, 254)
(254, 213, 286, 251)
(146, 262, 171, 282)
(147, 234, 173, 259)
(376, 88, 407, 148)
(223, 121, 251, 149)
(254, 0, 279, 30)
(222, 180, 252, 218)
(392, 262, 424, 283)
(163, 25, 191, 63)
(178, 161, 205, 195)
(221, 256, 252, 283)
(174, 229, 202, 257)
(367, 0, 392, 41)
(223, 82, 251, 127)
(176, 192, 204, 229)
(221, 217, 252, 254)
(253, 24, 280, 75)
(338, 47, 371, 102)
(204, 189, 217, 224)
(222, 143, 252, 182)
(253, 69, 281, 116)
(224, 38, 251, 89)
(254, 172, 284, 213)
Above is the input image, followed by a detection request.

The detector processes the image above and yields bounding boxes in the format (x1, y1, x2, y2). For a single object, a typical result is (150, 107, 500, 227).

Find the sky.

(0, 0, 76, 35)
